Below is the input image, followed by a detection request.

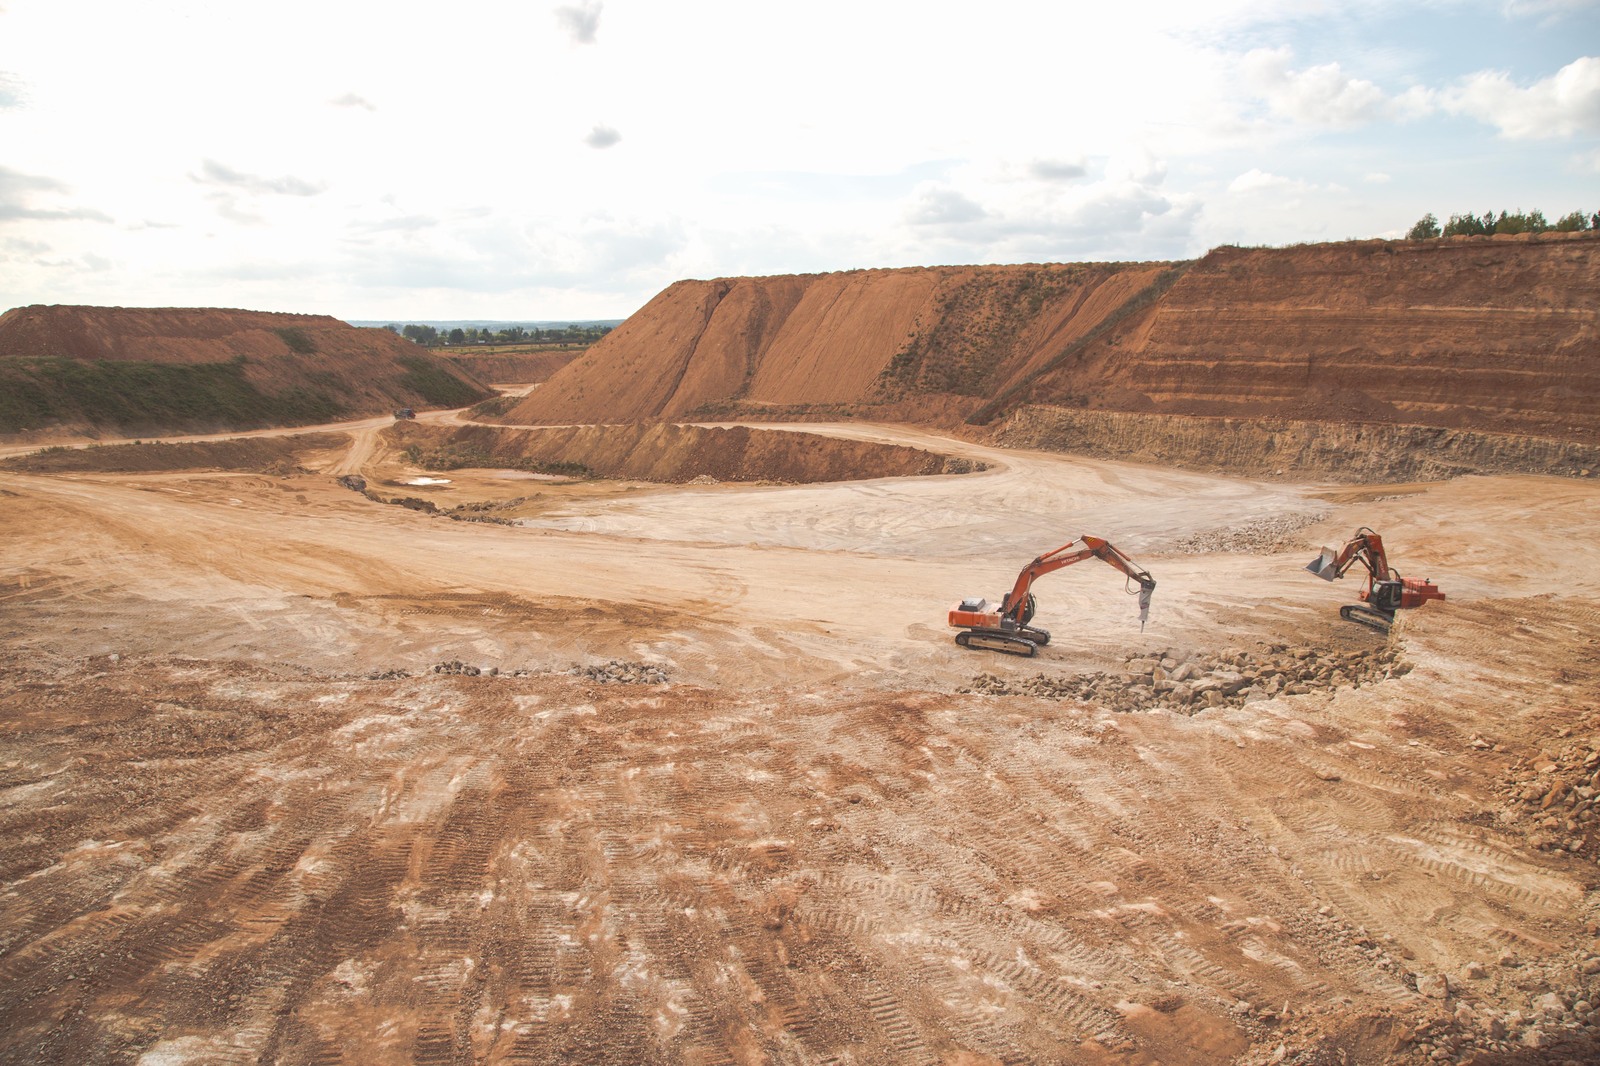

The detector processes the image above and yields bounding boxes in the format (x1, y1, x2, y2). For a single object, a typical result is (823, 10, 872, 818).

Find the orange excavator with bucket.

(949, 537, 1156, 656)
(1305, 526, 1445, 633)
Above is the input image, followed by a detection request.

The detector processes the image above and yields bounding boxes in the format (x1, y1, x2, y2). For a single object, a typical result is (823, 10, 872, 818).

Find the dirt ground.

(3, 408, 1599, 1065)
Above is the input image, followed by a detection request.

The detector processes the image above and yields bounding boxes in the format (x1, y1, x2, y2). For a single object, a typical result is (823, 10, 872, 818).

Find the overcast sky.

(2, 1, 1597, 322)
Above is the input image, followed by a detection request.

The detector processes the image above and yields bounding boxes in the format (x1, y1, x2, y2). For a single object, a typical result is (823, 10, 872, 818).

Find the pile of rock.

(962, 642, 1409, 714)
(1171, 512, 1327, 555)
(1395, 959, 1600, 1061)
(364, 667, 410, 680)
(1494, 737, 1600, 855)
(568, 660, 670, 685)
(433, 659, 496, 676)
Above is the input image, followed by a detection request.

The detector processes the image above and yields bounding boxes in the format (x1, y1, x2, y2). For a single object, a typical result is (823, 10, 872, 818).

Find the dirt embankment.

(502, 234, 1599, 475)
(388, 421, 975, 484)
(0, 305, 494, 437)
(1030, 234, 1600, 441)
(503, 263, 1176, 426)
(0, 434, 350, 475)
(998, 406, 1600, 483)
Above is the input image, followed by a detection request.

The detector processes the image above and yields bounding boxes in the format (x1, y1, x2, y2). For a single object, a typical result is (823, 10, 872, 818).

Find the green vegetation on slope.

(0, 357, 345, 434)
(394, 354, 487, 408)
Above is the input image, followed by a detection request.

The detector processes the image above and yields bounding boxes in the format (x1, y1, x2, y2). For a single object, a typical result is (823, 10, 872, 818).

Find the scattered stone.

(1170, 511, 1329, 554)
(433, 660, 482, 676)
(567, 660, 670, 685)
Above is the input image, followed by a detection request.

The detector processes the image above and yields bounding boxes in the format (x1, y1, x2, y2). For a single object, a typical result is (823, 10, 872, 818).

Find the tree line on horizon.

(383, 323, 615, 348)
(1407, 208, 1598, 240)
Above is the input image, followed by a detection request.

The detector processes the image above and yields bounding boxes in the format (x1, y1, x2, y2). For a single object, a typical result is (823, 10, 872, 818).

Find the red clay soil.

(506, 263, 1172, 425)
(506, 233, 1600, 444)
(1041, 233, 1600, 441)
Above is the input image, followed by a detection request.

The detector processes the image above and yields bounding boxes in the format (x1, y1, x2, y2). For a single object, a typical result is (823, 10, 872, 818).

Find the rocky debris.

(336, 474, 367, 492)
(1171, 511, 1328, 555)
(1493, 734, 1600, 856)
(689, 474, 720, 485)
(961, 641, 1410, 714)
(433, 659, 495, 676)
(567, 660, 670, 685)
(364, 668, 410, 680)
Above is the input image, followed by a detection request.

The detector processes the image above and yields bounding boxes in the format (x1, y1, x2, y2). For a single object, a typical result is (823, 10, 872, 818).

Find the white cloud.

(1228, 168, 1302, 194)
(0, 166, 112, 223)
(555, 1, 602, 45)
(906, 186, 987, 226)
(585, 124, 622, 149)
(1437, 55, 1600, 138)
(1028, 158, 1090, 182)
(330, 92, 377, 111)
(0, 70, 23, 108)
(1242, 47, 1393, 127)
(191, 160, 326, 198)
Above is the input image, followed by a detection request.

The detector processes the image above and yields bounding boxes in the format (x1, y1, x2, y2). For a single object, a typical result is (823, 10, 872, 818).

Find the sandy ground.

(2, 411, 1599, 1065)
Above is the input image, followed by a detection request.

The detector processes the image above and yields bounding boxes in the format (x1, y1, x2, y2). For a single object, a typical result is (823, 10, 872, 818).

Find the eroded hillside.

(505, 263, 1177, 426)
(503, 234, 1600, 478)
(0, 305, 494, 436)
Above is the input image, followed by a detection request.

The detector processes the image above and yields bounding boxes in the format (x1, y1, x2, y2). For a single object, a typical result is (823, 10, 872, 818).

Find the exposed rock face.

(0, 305, 492, 435)
(995, 406, 1600, 483)
(504, 234, 1600, 461)
(1035, 234, 1600, 440)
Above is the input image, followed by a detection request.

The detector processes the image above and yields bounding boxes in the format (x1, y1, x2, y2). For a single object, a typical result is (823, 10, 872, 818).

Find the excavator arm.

(950, 536, 1156, 656)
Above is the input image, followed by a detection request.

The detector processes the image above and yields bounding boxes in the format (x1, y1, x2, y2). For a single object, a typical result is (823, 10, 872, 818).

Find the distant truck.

(394, 408, 415, 420)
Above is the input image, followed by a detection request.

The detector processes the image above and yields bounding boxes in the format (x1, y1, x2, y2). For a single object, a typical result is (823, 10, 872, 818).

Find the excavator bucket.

(1305, 547, 1340, 581)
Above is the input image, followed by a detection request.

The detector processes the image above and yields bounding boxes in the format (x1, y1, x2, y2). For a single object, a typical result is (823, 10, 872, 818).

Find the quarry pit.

(3, 407, 1599, 1066)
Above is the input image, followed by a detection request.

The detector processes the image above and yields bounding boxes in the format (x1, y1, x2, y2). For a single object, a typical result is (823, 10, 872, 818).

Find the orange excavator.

(1305, 526, 1445, 633)
(949, 537, 1156, 656)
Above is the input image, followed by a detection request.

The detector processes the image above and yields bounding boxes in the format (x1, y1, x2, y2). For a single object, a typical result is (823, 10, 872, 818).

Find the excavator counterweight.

(950, 536, 1155, 657)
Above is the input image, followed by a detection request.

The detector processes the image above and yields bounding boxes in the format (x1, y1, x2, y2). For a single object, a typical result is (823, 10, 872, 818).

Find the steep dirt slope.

(506, 234, 1598, 460)
(505, 264, 1174, 425)
(1026, 233, 1600, 440)
(0, 305, 493, 436)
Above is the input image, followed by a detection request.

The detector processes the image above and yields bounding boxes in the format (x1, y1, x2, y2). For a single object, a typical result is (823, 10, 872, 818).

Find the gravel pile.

(1171, 512, 1328, 555)
(568, 660, 670, 685)
(1495, 736, 1600, 856)
(962, 642, 1409, 713)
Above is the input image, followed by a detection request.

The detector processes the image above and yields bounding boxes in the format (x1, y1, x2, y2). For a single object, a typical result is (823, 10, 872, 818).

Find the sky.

(1, 1, 1597, 322)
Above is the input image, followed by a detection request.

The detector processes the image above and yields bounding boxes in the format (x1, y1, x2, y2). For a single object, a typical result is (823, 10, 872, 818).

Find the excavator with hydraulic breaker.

(949, 536, 1156, 656)
(1305, 526, 1445, 633)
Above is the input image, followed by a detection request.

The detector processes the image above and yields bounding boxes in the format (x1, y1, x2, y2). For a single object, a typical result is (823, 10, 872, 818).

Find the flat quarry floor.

(3, 419, 1599, 1065)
